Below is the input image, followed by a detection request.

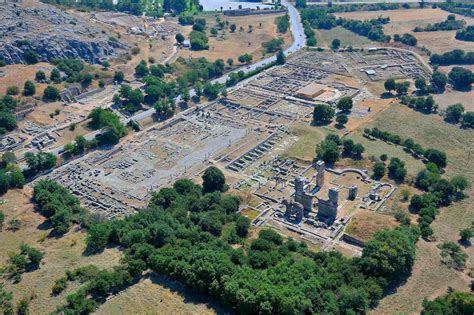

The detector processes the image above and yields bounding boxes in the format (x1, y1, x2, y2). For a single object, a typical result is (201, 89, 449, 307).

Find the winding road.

(47, 1, 305, 156)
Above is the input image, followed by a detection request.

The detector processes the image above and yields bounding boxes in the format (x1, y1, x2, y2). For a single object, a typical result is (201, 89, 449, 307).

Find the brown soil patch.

(345, 209, 398, 242)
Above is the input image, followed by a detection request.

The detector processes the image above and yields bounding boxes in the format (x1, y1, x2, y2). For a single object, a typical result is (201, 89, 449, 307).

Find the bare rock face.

(0, 2, 129, 64)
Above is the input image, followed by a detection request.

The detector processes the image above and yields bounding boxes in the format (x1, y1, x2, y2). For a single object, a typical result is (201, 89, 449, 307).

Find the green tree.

(372, 162, 386, 180)
(9, 170, 25, 189)
(331, 38, 341, 50)
(135, 60, 149, 77)
(415, 78, 427, 92)
(445, 103, 464, 124)
(227, 58, 234, 67)
(337, 96, 353, 112)
(384, 78, 396, 93)
(316, 140, 340, 164)
(312, 104, 335, 125)
(336, 114, 348, 127)
(276, 50, 286, 65)
(35, 70, 46, 82)
(448, 67, 473, 90)
(50, 68, 62, 83)
(361, 227, 417, 282)
(0, 172, 10, 194)
(236, 216, 250, 238)
(202, 166, 226, 193)
(43, 86, 60, 102)
(461, 112, 474, 128)
(431, 71, 447, 91)
(175, 33, 185, 44)
(114, 71, 124, 83)
(23, 80, 36, 96)
(459, 228, 473, 242)
(6, 86, 19, 96)
(230, 24, 236, 33)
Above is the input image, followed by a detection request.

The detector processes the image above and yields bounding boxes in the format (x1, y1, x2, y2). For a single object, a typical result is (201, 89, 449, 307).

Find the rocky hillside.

(0, 1, 129, 64)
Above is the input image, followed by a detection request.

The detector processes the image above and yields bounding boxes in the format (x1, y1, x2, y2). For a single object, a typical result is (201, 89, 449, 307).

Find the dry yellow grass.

(336, 8, 474, 54)
(345, 210, 398, 242)
(178, 13, 292, 63)
(0, 189, 122, 314)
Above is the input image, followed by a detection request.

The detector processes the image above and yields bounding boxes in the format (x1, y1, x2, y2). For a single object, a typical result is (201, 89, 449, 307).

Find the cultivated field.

(177, 13, 293, 63)
(336, 8, 474, 54)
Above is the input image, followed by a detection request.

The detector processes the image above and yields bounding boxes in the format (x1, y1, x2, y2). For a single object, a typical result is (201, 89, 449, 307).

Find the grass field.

(283, 122, 327, 162)
(315, 26, 376, 49)
(357, 103, 474, 313)
(336, 8, 474, 54)
(95, 275, 223, 315)
(0, 189, 122, 314)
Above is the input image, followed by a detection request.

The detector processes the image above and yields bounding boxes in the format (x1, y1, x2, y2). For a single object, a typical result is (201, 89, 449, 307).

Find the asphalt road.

(46, 1, 305, 155)
(130, 0, 305, 122)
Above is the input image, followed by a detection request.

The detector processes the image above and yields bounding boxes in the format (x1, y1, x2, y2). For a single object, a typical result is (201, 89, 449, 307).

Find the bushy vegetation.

(430, 49, 474, 66)
(24, 151, 57, 178)
(456, 25, 474, 41)
(276, 14, 290, 33)
(0, 95, 18, 135)
(439, 2, 474, 18)
(316, 134, 365, 164)
(412, 164, 469, 239)
(364, 128, 447, 169)
(448, 66, 473, 90)
(400, 95, 437, 113)
(88, 107, 126, 140)
(312, 104, 335, 125)
(262, 37, 284, 53)
(414, 15, 465, 32)
(189, 30, 209, 50)
(301, 7, 390, 42)
(422, 289, 474, 315)
(3, 243, 44, 282)
(54, 171, 419, 314)
(32, 179, 86, 234)
(394, 33, 417, 46)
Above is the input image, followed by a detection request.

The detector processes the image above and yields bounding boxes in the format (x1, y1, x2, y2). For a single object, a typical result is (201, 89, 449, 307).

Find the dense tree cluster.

(87, 108, 127, 145)
(54, 171, 419, 314)
(387, 157, 407, 183)
(400, 95, 437, 113)
(316, 134, 365, 164)
(448, 66, 473, 90)
(412, 163, 469, 239)
(189, 30, 209, 50)
(455, 25, 474, 42)
(439, 2, 474, 18)
(394, 33, 417, 46)
(422, 289, 474, 314)
(40, 0, 193, 16)
(24, 151, 57, 178)
(444, 103, 474, 128)
(0, 95, 18, 135)
(0, 152, 25, 195)
(364, 128, 447, 169)
(414, 15, 465, 32)
(33, 179, 86, 234)
(383, 78, 410, 95)
(312, 104, 335, 125)
(63, 135, 98, 158)
(430, 49, 474, 66)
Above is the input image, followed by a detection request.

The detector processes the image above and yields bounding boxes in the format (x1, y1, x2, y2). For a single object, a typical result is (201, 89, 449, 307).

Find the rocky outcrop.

(0, 2, 129, 64)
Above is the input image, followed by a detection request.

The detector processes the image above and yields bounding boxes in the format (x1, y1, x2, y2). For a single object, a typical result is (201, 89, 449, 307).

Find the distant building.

(182, 40, 190, 48)
(365, 69, 376, 76)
